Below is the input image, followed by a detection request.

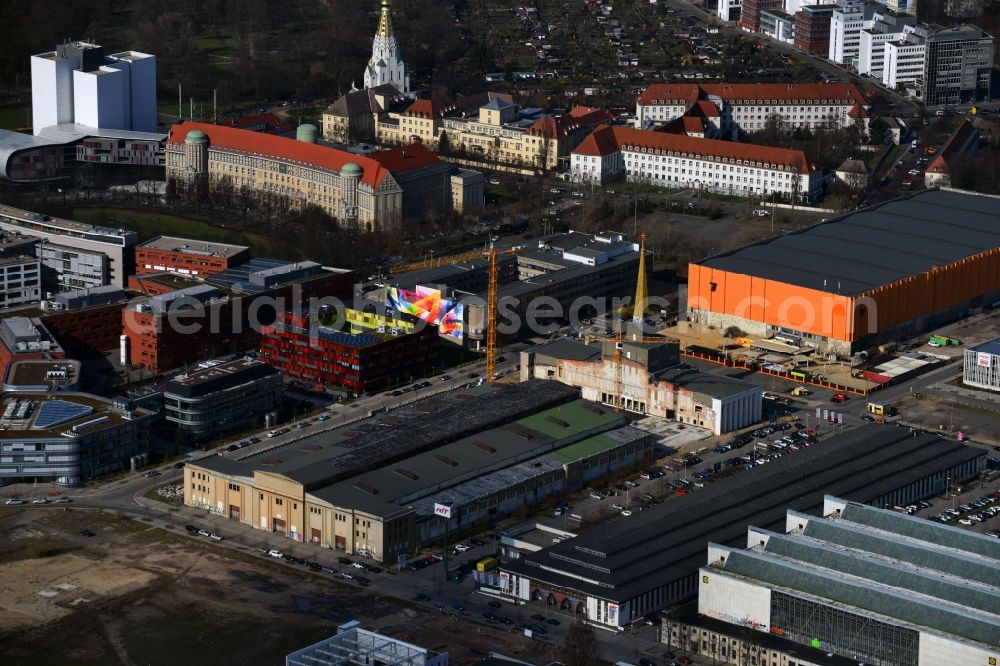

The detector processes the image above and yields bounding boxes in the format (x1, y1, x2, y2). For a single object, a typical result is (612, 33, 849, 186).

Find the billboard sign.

(607, 603, 619, 626)
(978, 352, 992, 367)
(387, 285, 464, 341)
(433, 503, 452, 519)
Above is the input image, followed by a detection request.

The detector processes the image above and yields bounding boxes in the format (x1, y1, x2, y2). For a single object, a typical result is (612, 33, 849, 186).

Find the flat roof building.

(698, 496, 1000, 665)
(135, 236, 252, 278)
(687, 188, 1000, 356)
(0, 391, 155, 485)
(286, 621, 447, 666)
(497, 426, 986, 629)
(2, 359, 81, 392)
(162, 359, 282, 445)
(963, 338, 1000, 392)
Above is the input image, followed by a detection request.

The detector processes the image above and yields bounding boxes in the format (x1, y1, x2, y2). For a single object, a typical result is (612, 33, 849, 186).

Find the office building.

(964, 338, 1000, 391)
(687, 189, 1000, 355)
(449, 167, 485, 213)
(36, 241, 110, 293)
(857, 11, 920, 79)
(0, 317, 65, 381)
(0, 203, 136, 288)
(571, 125, 821, 201)
(520, 337, 762, 434)
(760, 10, 796, 43)
(162, 359, 282, 444)
(0, 251, 41, 308)
(363, 0, 411, 93)
(36, 286, 132, 355)
(135, 236, 252, 278)
(496, 426, 985, 629)
(923, 24, 993, 106)
(635, 82, 868, 135)
(259, 309, 438, 394)
(123, 259, 355, 373)
(0, 391, 155, 486)
(2, 359, 81, 392)
(30, 41, 156, 135)
(718, 0, 743, 22)
(287, 621, 447, 666)
(0, 124, 165, 182)
(698, 497, 1000, 665)
(794, 5, 836, 54)
(322, 84, 409, 143)
(739, 0, 784, 32)
(829, 1, 880, 66)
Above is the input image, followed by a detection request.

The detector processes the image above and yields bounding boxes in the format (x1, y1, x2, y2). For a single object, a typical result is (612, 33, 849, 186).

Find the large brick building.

(123, 259, 354, 373)
(164, 122, 453, 232)
(260, 309, 438, 394)
(135, 236, 251, 278)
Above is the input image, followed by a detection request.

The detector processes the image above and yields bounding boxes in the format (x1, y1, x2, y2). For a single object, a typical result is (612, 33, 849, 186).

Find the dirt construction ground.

(0, 509, 553, 666)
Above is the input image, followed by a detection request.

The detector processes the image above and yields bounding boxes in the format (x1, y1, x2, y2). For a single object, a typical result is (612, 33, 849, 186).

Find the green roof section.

(184, 129, 207, 143)
(516, 400, 620, 439)
(545, 434, 622, 465)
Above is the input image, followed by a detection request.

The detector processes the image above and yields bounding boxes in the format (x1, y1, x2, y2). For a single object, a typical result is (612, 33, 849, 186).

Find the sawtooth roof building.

(687, 188, 1000, 356)
(699, 496, 1000, 665)
(496, 426, 986, 630)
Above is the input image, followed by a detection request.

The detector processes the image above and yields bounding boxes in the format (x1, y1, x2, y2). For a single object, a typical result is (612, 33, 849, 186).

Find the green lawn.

(0, 102, 30, 130)
(71, 207, 238, 243)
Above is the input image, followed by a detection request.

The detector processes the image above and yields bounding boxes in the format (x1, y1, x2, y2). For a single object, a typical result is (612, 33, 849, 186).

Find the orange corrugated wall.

(689, 247, 1000, 342)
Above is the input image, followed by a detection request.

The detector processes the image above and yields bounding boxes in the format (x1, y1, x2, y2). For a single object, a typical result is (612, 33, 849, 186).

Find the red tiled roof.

(573, 125, 812, 173)
(369, 142, 442, 174)
(167, 121, 392, 187)
(573, 124, 619, 156)
(529, 106, 614, 138)
(639, 82, 866, 107)
(637, 83, 702, 107)
(404, 98, 454, 119)
(694, 100, 721, 118)
(847, 104, 868, 119)
(926, 121, 980, 176)
(682, 117, 707, 134)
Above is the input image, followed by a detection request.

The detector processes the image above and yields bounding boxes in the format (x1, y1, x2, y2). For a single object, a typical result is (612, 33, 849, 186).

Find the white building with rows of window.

(571, 125, 820, 201)
(635, 82, 868, 138)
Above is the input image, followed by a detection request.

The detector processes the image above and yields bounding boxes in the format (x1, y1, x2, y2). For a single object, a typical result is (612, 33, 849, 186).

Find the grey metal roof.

(528, 338, 602, 363)
(697, 189, 1000, 295)
(655, 364, 759, 400)
(502, 426, 986, 604)
(718, 545, 1000, 648)
(197, 381, 579, 489)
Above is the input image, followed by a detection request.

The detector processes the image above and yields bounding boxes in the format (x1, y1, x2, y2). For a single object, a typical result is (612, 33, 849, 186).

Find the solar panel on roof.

(33, 400, 92, 428)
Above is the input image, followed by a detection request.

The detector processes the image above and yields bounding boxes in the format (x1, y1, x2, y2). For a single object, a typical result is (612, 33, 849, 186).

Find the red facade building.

(260, 310, 438, 394)
(135, 236, 252, 278)
(739, 0, 783, 32)
(794, 5, 836, 55)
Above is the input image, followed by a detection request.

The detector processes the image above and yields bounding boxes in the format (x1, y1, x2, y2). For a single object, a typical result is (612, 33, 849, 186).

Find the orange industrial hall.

(687, 189, 1000, 355)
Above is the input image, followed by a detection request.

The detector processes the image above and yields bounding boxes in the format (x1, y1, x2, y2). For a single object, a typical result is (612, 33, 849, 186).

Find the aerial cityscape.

(0, 1, 999, 665)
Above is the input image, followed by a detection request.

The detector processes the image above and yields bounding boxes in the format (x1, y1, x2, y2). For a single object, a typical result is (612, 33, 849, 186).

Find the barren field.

(0, 509, 549, 666)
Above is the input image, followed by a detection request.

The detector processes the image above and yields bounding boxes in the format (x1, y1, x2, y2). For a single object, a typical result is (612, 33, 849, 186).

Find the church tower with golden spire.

(364, 0, 411, 92)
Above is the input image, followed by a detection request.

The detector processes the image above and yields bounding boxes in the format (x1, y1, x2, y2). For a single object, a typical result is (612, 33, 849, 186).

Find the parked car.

(268, 549, 284, 558)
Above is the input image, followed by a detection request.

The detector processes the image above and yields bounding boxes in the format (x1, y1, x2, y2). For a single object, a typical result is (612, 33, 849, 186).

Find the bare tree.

(562, 616, 599, 666)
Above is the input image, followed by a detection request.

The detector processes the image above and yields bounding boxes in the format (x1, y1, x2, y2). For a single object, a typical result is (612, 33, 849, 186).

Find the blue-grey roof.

(971, 338, 1000, 357)
(697, 189, 1000, 295)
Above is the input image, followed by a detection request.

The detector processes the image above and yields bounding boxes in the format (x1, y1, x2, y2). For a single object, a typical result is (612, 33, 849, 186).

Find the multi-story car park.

(495, 426, 985, 630)
(162, 359, 282, 445)
(699, 497, 1000, 665)
(634, 82, 868, 136)
(686, 189, 1000, 356)
(0, 204, 136, 289)
(572, 125, 821, 201)
(0, 391, 155, 486)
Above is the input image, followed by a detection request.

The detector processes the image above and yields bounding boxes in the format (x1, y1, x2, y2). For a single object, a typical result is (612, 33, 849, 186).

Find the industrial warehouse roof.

(502, 426, 986, 604)
(696, 189, 1000, 295)
(706, 500, 1000, 649)
(193, 381, 579, 488)
(309, 401, 627, 518)
(654, 364, 760, 400)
